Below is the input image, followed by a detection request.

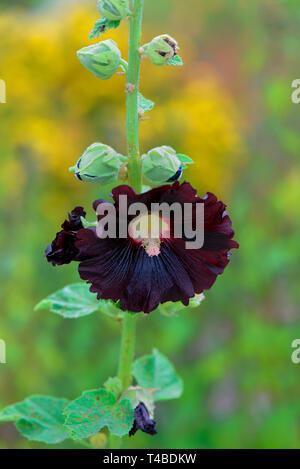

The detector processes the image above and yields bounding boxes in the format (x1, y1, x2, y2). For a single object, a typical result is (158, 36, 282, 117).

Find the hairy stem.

(110, 0, 144, 450)
(126, 0, 144, 193)
(118, 313, 136, 389)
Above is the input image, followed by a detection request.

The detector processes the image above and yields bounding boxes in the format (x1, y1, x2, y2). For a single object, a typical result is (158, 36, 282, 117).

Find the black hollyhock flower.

(129, 402, 157, 437)
(74, 181, 239, 314)
(45, 207, 86, 266)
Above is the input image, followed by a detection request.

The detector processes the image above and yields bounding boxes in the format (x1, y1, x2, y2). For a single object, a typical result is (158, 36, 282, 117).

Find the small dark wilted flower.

(142, 34, 178, 66)
(69, 142, 125, 184)
(77, 39, 121, 80)
(129, 402, 157, 437)
(45, 207, 87, 266)
(142, 146, 182, 184)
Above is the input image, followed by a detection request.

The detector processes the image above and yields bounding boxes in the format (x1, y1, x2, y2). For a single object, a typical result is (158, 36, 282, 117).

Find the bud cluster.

(74, 1, 192, 190)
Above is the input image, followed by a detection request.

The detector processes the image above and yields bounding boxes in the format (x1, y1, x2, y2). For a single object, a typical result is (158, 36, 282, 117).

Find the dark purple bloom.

(75, 181, 239, 314)
(45, 207, 86, 266)
(129, 402, 157, 437)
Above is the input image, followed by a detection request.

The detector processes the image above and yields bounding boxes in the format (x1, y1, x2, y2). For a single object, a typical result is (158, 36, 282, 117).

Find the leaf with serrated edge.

(133, 349, 183, 401)
(0, 396, 70, 444)
(64, 389, 134, 439)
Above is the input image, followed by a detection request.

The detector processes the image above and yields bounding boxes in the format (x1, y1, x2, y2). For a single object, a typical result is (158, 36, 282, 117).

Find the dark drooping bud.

(97, 0, 130, 21)
(69, 142, 126, 184)
(77, 39, 121, 80)
(142, 34, 178, 66)
(129, 402, 157, 437)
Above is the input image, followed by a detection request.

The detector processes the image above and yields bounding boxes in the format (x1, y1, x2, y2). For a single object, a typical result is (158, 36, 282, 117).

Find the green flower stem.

(110, 1, 144, 449)
(126, 0, 144, 193)
(109, 314, 136, 449)
(118, 313, 137, 390)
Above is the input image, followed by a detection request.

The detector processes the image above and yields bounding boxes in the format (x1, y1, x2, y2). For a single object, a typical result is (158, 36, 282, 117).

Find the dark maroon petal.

(76, 231, 194, 313)
(77, 230, 135, 302)
(201, 192, 235, 238)
(45, 231, 79, 266)
(120, 243, 194, 313)
(111, 183, 172, 210)
(61, 206, 86, 231)
(45, 207, 87, 266)
(76, 182, 239, 314)
(169, 238, 219, 294)
(129, 403, 157, 437)
(160, 180, 201, 205)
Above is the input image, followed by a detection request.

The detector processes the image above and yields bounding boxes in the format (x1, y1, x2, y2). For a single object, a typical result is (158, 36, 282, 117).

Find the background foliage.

(0, 0, 300, 449)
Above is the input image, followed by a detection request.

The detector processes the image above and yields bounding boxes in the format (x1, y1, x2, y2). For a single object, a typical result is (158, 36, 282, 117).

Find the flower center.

(128, 213, 170, 257)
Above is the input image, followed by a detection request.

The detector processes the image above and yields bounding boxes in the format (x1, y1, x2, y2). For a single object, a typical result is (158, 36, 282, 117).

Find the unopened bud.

(69, 142, 125, 184)
(142, 34, 178, 66)
(77, 39, 121, 80)
(141, 146, 182, 184)
(97, 0, 130, 21)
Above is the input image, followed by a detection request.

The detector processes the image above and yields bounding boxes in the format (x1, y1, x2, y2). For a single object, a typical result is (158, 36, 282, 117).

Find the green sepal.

(167, 54, 183, 66)
(176, 153, 194, 169)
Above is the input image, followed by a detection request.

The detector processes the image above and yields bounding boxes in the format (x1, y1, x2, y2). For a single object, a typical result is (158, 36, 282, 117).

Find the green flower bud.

(77, 39, 121, 80)
(69, 143, 125, 184)
(142, 34, 178, 66)
(97, 0, 130, 21)
(142, 146, 182, 184)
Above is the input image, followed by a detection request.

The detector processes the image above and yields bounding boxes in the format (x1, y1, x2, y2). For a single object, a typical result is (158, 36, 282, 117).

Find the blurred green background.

(1, 0, 300, 449)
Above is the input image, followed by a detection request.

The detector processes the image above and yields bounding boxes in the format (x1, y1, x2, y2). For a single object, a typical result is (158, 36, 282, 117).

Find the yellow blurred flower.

(0, 3, 245, 205)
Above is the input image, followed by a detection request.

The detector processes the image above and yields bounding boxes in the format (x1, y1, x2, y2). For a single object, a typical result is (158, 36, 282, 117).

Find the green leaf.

(167, 54, 183, 66)
(89, 18, 120, 40)
(0, 396, 70, 444)
(133, 349, 183, 401)
(138, 92, 154, 115)
(35, 283, 124, 319)
(64, 389, 134, 439)
(34, 283, 100, 319)
(176, 153, 194, 169)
